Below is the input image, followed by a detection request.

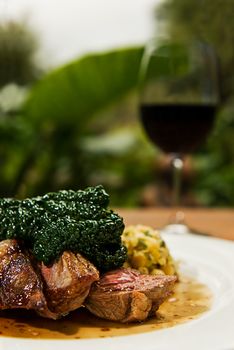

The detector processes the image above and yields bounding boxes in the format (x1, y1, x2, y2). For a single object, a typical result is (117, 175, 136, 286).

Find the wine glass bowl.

(139, 40, 219, 233)
(140, 103, 216, 154)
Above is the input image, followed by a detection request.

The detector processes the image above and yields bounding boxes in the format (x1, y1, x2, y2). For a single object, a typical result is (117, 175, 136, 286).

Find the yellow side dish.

(122, 225, 177, 276)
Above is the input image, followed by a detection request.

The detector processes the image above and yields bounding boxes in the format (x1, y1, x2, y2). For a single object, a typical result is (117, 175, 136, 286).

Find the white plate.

(1, 233, 234, 350)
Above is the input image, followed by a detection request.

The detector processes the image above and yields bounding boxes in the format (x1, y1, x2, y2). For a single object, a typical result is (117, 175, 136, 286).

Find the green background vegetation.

(0, 0, 233, 207)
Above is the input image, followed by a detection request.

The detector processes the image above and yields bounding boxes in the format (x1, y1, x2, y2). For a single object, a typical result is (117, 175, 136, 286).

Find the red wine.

(140, 104, 216, 153)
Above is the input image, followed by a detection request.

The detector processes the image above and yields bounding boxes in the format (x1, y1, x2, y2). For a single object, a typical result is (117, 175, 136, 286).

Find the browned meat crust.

(0, 239, 56, 318)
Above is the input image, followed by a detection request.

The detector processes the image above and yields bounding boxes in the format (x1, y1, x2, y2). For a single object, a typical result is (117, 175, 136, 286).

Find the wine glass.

(139, 39, 219, 234)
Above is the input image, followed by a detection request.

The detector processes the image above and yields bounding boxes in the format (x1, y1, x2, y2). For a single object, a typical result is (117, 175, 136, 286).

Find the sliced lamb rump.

(0, 239, 56, 318)
(85, 268, 177, 322)
(39, 252, 99, 317)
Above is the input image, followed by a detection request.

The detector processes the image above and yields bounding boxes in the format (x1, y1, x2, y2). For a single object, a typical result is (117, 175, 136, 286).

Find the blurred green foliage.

(0, 21, 41, 197)
(0, 24, 155, 204)
(19, 47, 156, 203)
(0, 6, 234, 207)
(157, 0, 234, 101)
(0, 21, 40, 86)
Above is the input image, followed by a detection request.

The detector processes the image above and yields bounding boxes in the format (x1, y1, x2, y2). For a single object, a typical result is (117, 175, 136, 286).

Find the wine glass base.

(160, 223, 209, 236)
(160, 223, 189, 235)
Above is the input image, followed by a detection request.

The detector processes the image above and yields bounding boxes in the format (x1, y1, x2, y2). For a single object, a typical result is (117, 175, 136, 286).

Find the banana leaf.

(24, 47, 144, 132)
(11, 47, 145, 196)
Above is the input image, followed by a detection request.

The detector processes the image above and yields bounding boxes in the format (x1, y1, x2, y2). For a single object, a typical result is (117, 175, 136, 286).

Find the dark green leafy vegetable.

(0, 185, 126, 272)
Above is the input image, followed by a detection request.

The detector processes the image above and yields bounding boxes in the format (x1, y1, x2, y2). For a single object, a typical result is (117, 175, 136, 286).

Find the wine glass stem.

(171, 155, 184, 207)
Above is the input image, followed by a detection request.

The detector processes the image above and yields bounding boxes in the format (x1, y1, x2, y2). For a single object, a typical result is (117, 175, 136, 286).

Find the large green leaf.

(24, 47, 144, 131)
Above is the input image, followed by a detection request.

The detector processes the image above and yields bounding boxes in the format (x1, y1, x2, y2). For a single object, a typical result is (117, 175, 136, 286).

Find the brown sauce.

(0, 275, 212, 339)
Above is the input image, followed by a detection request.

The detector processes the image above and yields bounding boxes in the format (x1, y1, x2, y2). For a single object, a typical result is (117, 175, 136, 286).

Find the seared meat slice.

(85, 268, 177, 322)
(0, 239, 55, 318)
(39, 252, 99, 317)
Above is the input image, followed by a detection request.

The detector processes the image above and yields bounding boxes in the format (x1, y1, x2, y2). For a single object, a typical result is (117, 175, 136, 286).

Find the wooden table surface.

(117, 208, 234, 241)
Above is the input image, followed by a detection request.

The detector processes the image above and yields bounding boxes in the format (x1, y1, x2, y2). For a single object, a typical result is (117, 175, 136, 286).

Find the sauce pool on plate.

(0, 276, 212, 339)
